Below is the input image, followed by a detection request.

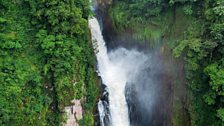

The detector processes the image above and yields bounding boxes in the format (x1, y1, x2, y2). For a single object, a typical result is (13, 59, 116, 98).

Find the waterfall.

(89, 17, 129, 126)
(89, 17, 150, 126)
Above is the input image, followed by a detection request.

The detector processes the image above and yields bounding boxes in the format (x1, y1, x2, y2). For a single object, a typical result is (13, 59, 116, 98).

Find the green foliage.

(78, 112, 94, 126)
(109, 0, 196, 47)
(0, 0, 98, 125)
(183, 5, 193, 15)
(171, 0, 224, 125)
(109, 0, 167, 31)
(204, 63, 224, 94)
(217, 108, 224, 122)
(115, 0, 166, 18)
(0, 1, 51, 125)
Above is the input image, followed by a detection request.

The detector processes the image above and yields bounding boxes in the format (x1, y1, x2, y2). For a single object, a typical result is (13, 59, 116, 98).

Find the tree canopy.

(0, 0, 98, 125)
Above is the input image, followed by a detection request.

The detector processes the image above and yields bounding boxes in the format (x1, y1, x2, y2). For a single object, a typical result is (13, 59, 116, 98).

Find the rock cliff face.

(64, 100, 83, 126)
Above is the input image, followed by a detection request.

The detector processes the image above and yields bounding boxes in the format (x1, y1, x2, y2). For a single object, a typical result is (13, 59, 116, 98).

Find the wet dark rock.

(94, 75, 111, 126)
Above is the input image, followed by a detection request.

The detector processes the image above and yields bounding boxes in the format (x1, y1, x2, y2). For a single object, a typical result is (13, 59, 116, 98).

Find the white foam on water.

(89, 17, 148, 126)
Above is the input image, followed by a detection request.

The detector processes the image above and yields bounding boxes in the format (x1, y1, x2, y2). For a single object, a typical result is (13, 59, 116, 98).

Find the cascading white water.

(89, 17, 149, 126)
(98, 100, 106, 126)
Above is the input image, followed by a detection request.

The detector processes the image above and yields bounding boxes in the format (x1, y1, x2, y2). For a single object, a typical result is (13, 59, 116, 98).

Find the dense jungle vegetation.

(0, 0, 98, 126)
(1, 0, 223, 126)
(109, 0, 224, 125)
